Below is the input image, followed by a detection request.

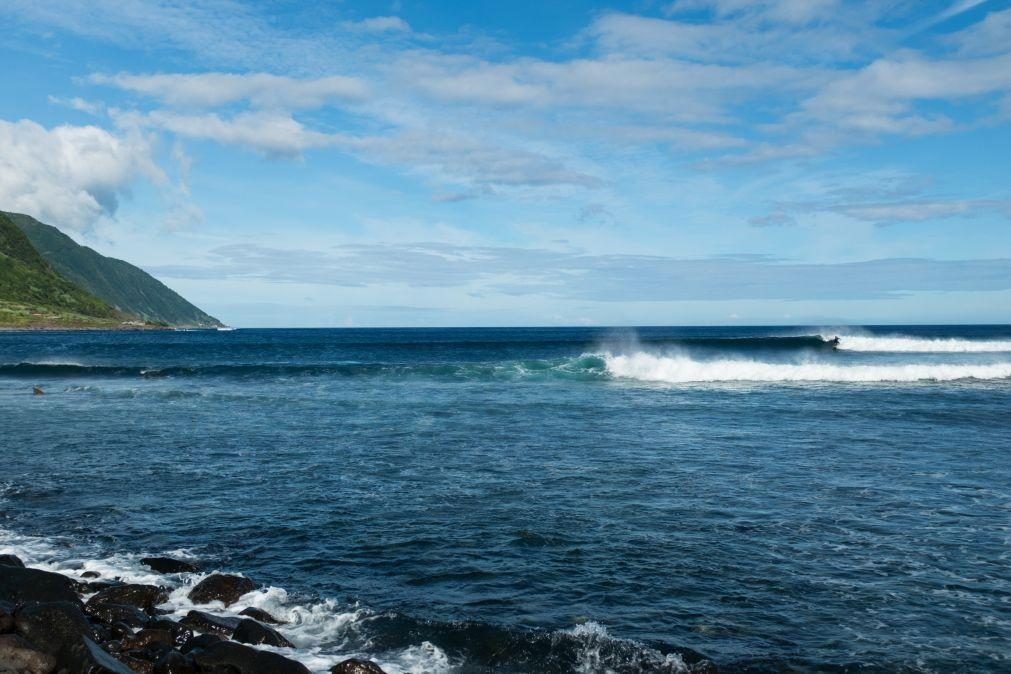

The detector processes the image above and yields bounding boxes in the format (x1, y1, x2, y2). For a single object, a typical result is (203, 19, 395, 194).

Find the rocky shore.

(0, 555, 385, 674)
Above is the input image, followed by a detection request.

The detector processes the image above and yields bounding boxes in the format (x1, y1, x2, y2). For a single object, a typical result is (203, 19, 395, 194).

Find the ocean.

(1, 325, 1009, 673)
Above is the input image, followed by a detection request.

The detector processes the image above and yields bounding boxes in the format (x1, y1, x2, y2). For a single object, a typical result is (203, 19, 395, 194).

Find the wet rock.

(191, 641, 310, 674)
(329, 659, 388, 674)
(87, 584, 168, 614)
(120, 629, 175, 652)
(140, 558, 198, 575)
(231, 619, 293, 648)
(0, 600, 14, 633)
(178, 633, 222, 654)
(144, 620, 193, 648)
(187, 575, 254, 607)
(0, 567, 82, 605)
(13, 601, 96, 664)
(237, 607, 283, 624)
(153, 650, 199, 674)
(84, 580, 126, 593)
(114, 651, 156, 673)
(178, 611, 239, 637)
(109, 622, 135, 640)
(81, 571, 101, 579)
(0, 556, 25, 569)
(71, 636, 136, 673)
(0, 633, 58, 674)
(84, 601, 151, 629)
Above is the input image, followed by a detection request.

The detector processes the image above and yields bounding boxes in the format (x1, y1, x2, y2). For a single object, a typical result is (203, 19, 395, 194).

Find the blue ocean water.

(1, 326, 1010, 673)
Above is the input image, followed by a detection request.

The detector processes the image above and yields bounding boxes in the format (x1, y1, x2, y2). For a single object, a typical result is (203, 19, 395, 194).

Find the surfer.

(827, 336, 841, 349)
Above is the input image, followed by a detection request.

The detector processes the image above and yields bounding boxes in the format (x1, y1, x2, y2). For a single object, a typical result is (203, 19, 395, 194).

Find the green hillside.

(6, 212, 222, 327)
(0, 212, 123, 328)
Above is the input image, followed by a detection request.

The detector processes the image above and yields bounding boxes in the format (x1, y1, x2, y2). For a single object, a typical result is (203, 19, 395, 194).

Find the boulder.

(13, 601, 95, 665)
(238, 607, 283, 624)
(140, 558, 198, 575)
(81, 571, 101, 579)
(119, 629, 175, 652)
(191, 641, 310, 674)
(330, 659, 388, 674)
(178, 611, 239, 637)
(178, 633, 222, 654)
(0, 556, 25, 569)
(87, 584, 168, 614)
(153, 650, 199, 674)
(231, 618, 293, 648)
(187, 575, 254, 607)
(70, 637, 136, 674)
(0, 567, 81, 605)
(84, 601, 150, 629)
(0, 600, 14, 633)
(144, 620, 193, 648)
(0, 633, 58, 674)
(114, 651, 156, 674)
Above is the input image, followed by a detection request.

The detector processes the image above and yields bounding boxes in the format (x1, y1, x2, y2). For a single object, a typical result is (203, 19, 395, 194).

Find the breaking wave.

(832, 335, 1011, 353)
(602, 352, 1011, 383)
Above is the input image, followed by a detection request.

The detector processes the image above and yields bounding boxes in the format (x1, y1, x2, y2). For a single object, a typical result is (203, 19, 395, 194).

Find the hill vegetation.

(0, 212, 124, 328)
(4, 211, 222, 328)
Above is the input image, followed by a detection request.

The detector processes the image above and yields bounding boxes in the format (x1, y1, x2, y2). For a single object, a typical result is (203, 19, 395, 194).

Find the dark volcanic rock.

(179, 611, 240, 637)
(72, 636, 136, 673)
(84, 580, 126, 593)
(120, 629, 175, 652)
(141, 558, 199, 575)
(192, 641, 310, 674)
(145, 620, 193, 647)
(231, 618, 293, 648)
(0, 600, 14, 633)
(84, 601, 151, 629)
(13, 601, 96, 663)
(87, 584, 169, 614)
(237, 607, 283, 624)
(0, 555, 25, 568)
(179, 633, 223, 654)
(0, 567, 82, 605)
(0, 633, 58, 674)
(81, 570, 101, 579)
(153, 649, 199, 674)
(188, 574, 255, 607)
(330, 658, 388, 674)
(114, 651, 156, 673)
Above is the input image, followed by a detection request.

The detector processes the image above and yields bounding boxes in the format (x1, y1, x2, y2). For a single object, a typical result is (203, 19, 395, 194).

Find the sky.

(1, 0, 1010, 327)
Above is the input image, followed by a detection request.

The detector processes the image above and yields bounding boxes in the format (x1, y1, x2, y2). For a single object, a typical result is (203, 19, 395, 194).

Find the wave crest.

(603, 352, 1011, 383)
(833, 335, 1011, 353)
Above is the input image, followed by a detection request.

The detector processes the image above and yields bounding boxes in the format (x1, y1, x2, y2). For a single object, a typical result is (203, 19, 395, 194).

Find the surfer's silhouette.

(827, 336, 841, 349)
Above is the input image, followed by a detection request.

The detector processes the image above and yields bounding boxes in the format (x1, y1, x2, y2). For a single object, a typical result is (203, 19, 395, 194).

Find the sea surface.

(1, 326, 1010, 673)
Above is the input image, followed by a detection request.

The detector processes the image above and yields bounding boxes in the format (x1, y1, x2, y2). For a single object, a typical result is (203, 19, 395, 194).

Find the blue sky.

(1, 0, 1010, 327)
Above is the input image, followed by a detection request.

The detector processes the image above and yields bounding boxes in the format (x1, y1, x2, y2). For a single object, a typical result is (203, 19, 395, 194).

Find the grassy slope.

(6, 212, 222, 327)
(0, 213, 124, 328)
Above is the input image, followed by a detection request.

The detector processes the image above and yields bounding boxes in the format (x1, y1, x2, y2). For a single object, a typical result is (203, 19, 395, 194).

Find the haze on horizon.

(1, 0, 1010, 328)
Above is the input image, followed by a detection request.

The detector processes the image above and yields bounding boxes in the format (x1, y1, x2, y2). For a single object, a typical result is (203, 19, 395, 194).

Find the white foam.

(0, 527, 452, 674)
(563, 621, 690, 674)
(603, 352, 1011, 383)
(832, 335, 1011, 353)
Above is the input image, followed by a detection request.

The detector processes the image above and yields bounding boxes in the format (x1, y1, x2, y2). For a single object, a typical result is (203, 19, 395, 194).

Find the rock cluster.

(0, 555, 387, 674)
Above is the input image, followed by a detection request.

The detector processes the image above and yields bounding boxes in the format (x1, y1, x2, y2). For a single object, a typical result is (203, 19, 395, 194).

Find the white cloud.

(0, 118, 162, 230)
(91, 72, 369, 109)
(344, 16, 411, 33)
(112, 110, 343, 157)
